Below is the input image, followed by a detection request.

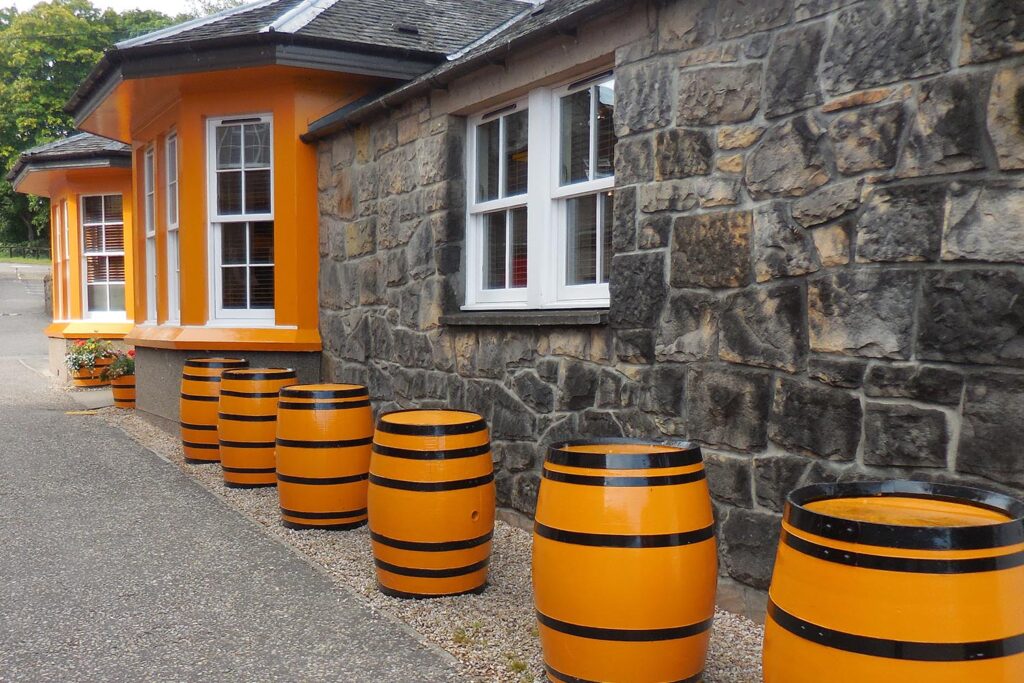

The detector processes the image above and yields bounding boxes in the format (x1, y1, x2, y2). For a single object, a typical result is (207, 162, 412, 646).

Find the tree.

(0, 1, 182, 244)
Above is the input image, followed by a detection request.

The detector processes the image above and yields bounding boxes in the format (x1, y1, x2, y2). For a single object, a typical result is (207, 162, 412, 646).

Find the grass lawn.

(0, 256, 50, 265)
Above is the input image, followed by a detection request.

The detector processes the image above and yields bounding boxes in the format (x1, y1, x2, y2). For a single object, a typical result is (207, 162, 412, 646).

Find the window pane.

(87, 284, 108, 312)
(82, 196, 104, 223)
(476, 119, 499, 202)
(108, 284, 125, 312)
(601, 192, 613, 284)
(244, 123, 271, 166)
(86, 255, 106, 284)
(505, 110, 528, 197)
(105, 194, 123, 222)
(250, 221, 274, 264)
(566, 194, 597, 285)
(144, 152, 155, 193)
(217, 171, 243, 215)
(216, 125, 242, 169)
(221, 267, 247, 308)
(83, 226, 103, 253)
(168, 184, 178, 225)
(104, 223, 124, 252)
(244, 169, 271, 214)
(595, 82, 616, 179)
(560, 89, 591, 185)
(249, 266, 274, 309)
(483, 211, 506, 289)
(108, 255, 125, 282)
(167, 138, 177, 178)
(510, 207, 528, 288)
(222, 223, 247, 265)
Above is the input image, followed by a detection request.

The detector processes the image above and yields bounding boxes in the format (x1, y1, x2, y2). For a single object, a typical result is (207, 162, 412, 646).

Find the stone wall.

(318, 0, 1024, 591)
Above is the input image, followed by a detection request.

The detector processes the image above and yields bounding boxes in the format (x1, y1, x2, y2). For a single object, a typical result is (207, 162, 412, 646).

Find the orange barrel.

(72, 357, 113, 387)
(533, 439, 717, 683)
(217, 368, 297, 488)
(275, 384, 373, 530)
(368, 409, 495, 598)
(179, 357, 248, 463)
(764, 480, 1024, 683)
(110, 375, 135, 409)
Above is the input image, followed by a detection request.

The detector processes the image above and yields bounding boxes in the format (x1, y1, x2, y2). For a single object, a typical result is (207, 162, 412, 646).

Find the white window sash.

(143, 146, 157, 322)
(165, 133, 180, 322)
(206, 114, 275, 322)
(80, 194, 127, 321)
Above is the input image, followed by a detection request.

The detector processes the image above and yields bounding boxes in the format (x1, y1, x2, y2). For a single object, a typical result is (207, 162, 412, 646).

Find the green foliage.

(0, 1, 184, 244)
(101, 348, 135, 380)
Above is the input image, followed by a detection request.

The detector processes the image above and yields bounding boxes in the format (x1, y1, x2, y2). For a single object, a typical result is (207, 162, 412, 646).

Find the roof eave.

(302, 0, 621, 142)
(7, 153, 133, 189)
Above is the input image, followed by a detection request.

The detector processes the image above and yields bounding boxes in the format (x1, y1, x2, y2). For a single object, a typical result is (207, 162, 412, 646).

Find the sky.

(11, 0, 194, 11)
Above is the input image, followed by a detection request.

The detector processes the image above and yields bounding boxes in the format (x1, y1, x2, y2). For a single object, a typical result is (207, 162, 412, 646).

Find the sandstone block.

(720, 282, 807, 373)
(770, 377, 863, 460)
(684, 365, 771, 451)
(671, 210, 752, 288)
(746, 115, 831, 199)
(677, 64, 762, 125)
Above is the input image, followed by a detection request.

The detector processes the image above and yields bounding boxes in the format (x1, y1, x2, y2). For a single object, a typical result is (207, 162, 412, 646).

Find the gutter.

(301, 0, 620, 142)
(7, 152, 132, 188)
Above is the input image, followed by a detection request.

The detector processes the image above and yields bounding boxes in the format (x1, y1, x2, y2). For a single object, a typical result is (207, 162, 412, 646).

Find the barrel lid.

(547, 438, 702, 470)
(281, 384, 369, 399)
(185, 357, 248, 368)
(376, 409, 486, 436)
(222, 367, 296, 381)
(786, 480, 1024, 550)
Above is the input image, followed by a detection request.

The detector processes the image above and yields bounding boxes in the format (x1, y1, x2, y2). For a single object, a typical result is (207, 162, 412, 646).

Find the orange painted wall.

(29, 166, 137, 339)
(110, 66, 377, 351)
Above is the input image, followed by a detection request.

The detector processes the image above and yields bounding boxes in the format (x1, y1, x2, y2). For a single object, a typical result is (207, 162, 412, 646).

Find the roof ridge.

(116, 0, 283, 49)
(263, 0, 340, 34)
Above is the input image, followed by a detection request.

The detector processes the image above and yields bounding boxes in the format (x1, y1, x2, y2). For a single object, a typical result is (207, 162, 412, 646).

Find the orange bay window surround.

(60, 0, 522, 353)
(6, 133, 137, 339)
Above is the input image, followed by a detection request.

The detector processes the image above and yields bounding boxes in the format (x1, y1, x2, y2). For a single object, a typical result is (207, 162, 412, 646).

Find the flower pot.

(110, 374, 136, 409)
(71, 357, 113, 388)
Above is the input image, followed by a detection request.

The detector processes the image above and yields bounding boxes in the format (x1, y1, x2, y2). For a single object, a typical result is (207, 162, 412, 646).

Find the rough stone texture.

(917, 269, 1024, 367)
(960, 0, 1024, 65)
(828, 102, 906, 174)
(685, 365, 771, 452)
(752, 202, 820, 282)
(719, 508, 782, 590)
(987, 66, 1024, 170)
(856, 183, 945, 263)
(863, 403, 949, 468)
(746, 116, 831, 199)
(808, 270, 916, 359)
(716, 0, 791, 39)
(765, 22, 826, 118)
(898, 74, 988, 178)
(315, 0, 1024, 597)
(821, 0, 957, 95)
(677, 64, 762, 126)
(770, 378, 863, 460)
(864, 363, 964, 405)
(958, 374, 1024, 486)
(720, 282, 806, 373)
(943, 183, 1024, 263)
(671, 210, 752, 288)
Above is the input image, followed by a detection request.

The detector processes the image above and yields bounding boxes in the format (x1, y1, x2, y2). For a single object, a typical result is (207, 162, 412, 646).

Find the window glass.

(601, 192, 613, 283)
(505, 110, 529, 197)
(221, 266, 248, 309)
(560, 89, 591, 185)
(249, 266, 274, 309)
(244, 123, 271, 166)
(250, 221, 274, 264)
(245, 169, 271, 214)
(216, 126, 242, 169)
(82, 196, 104, 223)
(221, 223, 247, 265)
(510, 207, 528, 288)
(476, 119, 499, 202)
(219, 222, 275, 309)
(166, 135, 178, 227)
(566, 194, 597, 286)
(217, 172, 243, 215)
(483, 211, 506, 290)
(82, 194, 126, 314)
(595, 82, 615, 179)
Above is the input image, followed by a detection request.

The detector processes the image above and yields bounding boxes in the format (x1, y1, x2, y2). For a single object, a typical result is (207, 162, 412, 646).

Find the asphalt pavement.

(0, 264, 460, 682)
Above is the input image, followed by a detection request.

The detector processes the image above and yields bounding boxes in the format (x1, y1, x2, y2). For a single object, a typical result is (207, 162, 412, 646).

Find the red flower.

(75, 340, 86, 347)
(127, 350, 136, 358)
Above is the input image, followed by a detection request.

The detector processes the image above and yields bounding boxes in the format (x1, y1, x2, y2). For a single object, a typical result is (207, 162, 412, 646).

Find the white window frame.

(54, 200, 68, 320)
(143, 145, 157, 323)
(464, 71, 615, 311)
(165, 132, 181, 323)
(205, 113, 275, 323)
(80, 194, 127, 321)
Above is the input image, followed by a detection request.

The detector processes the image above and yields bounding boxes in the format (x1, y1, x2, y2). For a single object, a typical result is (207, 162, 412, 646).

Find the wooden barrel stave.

(217, 368, 296, 487)
(369, 409, 495, 598)
(72, 357, 113, 387)
(763, 480, 1024, 683)
(533, 439, 716, 683)
(179, 357, 248, 463)
(110, 376, 135, 409)
(276, 384, 372, 529)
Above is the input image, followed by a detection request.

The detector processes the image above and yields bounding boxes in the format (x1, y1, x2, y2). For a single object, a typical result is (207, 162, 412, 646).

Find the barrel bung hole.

(471, 510, 480, 521)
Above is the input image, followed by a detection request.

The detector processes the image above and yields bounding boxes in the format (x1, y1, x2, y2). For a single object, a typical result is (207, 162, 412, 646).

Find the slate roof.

(118, 0, 530, 57)
(6, 133, 131, 183)
(304, 0, 614, 140)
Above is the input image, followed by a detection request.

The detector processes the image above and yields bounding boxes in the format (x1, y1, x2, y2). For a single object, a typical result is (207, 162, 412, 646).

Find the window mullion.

(589, 86, 597, 183)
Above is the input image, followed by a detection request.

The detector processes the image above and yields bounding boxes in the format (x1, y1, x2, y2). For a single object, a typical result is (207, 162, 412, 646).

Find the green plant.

(101, 349, 135, 380)
(505, 654, 528, 674)
(63, 337, 113, 372)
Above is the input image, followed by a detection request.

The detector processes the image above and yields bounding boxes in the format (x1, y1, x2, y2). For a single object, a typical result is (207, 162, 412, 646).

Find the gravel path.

(101, 408, 764, 683)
